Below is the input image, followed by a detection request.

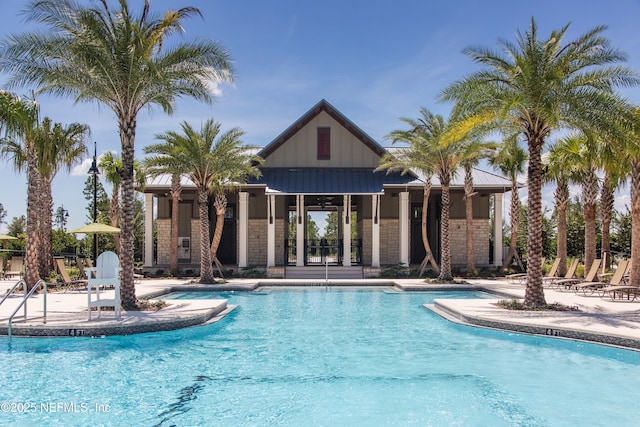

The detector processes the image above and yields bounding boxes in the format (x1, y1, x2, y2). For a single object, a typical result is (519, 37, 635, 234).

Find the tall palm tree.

(145, 119, 261, 283)
(628, 108, 640, 287)
(0, 91, 42, 289)
(0, 0, 234, 308)
(34, 118, 89, 276)
(488, 135, 528, 273)
(377, 135, 440, 277)
(544, 145, 571, 277)
(599, 139, 630, 269)
(381, 108, 469, 281)
(207, 146, 263, 277)
(550, 133, 601, 272)
(441, 19, 636, 306)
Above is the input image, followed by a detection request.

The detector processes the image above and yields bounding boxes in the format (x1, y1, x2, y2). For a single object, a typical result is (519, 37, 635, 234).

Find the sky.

(1, 0, 640, 233)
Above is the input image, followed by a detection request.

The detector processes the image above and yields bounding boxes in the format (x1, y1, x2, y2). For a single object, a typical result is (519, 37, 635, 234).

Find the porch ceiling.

(247, 167, 415, 195)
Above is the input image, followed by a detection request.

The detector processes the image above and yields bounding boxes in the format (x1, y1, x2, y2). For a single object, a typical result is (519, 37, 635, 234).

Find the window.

(317, 127, 330, 160)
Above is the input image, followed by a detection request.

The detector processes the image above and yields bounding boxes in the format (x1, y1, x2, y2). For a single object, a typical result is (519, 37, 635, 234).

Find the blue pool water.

(1, 289, 639, 426)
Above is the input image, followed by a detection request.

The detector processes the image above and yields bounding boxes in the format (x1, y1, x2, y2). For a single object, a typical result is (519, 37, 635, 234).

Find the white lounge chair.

(86, 251, 121, 320)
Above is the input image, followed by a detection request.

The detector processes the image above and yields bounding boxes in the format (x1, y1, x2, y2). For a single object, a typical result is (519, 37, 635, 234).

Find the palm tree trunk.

(110, 188, 120, 255)
(583, 171, 599, 272)
(502, 181, 524, 272)
(464, 165, 476, 274)
(419, 180, 439, 276)
(25, 146, 41, 289)
(555, 178, 569, 276)
(169, 174, 181, 277)
(210, 193, 227, 275)
(438, 176, 453, 281)
(118, 116, 137, 308)
(524, 135, 546, 306)
(39, 177, 54, 279)
(630, 159, 640, 286)
(198, 187, 215, 283)
(600, 173, 614, 269)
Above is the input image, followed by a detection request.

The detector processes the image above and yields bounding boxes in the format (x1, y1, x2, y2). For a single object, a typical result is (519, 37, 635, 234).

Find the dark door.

(214, 204, 237, 265)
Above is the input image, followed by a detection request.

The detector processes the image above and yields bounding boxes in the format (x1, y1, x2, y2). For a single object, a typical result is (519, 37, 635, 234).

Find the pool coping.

(426, 299, 640, 351)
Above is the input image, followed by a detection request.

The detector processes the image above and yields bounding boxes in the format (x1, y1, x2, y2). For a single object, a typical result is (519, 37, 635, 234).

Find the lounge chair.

(53, 257, 87, 291)
(4, 256, 24, 280)
(554, 259, 601, 291)
(86, 251, 121, 320)
(574, 259, 628, 296)
(544, 258, 579, 288)
(599, 261, 638, 301)
(506, 257, 548, 284)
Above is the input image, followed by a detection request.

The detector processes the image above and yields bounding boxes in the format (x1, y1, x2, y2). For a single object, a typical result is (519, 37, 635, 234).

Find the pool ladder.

(0, 279, 47, 338)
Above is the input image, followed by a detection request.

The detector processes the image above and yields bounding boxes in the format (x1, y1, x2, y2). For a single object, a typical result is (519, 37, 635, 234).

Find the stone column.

(144, 193, 154, 267)
(494, 193, 503, 267)
(371, 194, 380, 268)
(343, 195, 351, 266)
(296, 194, 305, 267)
(399, 191, 409, 266)
(267, 194, 276, 267)
(238, 191, 249, 268)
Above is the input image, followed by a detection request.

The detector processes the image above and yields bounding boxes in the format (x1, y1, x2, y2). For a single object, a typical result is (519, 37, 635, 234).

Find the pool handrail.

(7, 279, 47, 339)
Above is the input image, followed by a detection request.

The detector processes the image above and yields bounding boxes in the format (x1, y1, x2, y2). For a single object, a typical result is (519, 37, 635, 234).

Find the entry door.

(215, 204, 237, 265)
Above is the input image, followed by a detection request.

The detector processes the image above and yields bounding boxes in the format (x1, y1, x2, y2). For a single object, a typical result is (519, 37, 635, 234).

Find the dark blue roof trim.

(247, 168, 415, 194)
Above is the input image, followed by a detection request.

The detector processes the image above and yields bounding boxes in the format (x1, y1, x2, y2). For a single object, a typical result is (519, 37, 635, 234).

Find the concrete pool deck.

(0, 277, 638, 349)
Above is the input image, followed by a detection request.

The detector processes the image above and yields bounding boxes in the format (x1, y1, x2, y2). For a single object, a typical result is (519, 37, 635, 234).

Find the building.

(142, 100, 511, 278)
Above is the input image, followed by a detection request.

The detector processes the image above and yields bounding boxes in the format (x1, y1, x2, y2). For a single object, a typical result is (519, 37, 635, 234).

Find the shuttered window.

(317, 127, 330, 160)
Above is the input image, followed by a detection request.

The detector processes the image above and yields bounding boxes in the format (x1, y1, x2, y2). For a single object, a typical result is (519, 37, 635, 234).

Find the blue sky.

(1, 0, 640, 232)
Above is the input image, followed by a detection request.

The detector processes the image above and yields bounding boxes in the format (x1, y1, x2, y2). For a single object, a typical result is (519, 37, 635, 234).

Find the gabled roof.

(257, 99, 387, 160)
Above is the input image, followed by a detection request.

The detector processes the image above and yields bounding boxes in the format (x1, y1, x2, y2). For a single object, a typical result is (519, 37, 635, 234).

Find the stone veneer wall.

(248, 219, 267, 265)
(380, 218, 399, 265)
(190, 219, 200, 266)
(361, 218, 372, 265)
(275, 218, 285, 265)
(449, 219, 490, 266)
(156, 219, 171, 265)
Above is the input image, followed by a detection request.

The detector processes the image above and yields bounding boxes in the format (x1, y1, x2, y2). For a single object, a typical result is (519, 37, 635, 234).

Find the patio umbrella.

(69, 223, 121, 234)
(0, 234, 18, 240)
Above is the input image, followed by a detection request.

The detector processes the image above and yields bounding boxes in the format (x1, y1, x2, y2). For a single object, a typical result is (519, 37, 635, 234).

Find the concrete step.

(285, 266, 364, 279)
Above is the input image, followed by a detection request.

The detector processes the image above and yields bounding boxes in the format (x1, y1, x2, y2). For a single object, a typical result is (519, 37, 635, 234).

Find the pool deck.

(0, 277, 639, 350)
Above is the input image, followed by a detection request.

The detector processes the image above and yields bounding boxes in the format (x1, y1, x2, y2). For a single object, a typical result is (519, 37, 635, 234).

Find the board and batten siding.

(263, 111, 381, 168)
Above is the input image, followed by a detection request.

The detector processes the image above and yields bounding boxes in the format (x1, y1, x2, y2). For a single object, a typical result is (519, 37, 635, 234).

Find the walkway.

(0, 277, 638, 350)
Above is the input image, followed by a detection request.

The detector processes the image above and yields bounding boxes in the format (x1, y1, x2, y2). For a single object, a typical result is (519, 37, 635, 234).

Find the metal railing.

(5, 279, 47, 339)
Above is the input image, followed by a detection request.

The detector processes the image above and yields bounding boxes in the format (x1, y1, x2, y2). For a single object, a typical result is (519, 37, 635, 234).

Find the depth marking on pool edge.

(68, 329, 85, 336)
(545, 328, 561, 336)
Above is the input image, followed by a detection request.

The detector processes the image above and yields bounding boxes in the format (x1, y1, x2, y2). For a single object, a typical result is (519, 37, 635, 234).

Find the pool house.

(142, 99, 511, 278)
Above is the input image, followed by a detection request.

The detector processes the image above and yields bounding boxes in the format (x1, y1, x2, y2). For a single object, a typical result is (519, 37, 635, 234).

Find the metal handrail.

(7, 279, 47, 339)
(0, 279, 28, 317)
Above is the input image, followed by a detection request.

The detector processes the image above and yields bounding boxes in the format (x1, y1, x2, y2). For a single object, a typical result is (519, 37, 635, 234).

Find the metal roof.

(246, 168, 415, 194)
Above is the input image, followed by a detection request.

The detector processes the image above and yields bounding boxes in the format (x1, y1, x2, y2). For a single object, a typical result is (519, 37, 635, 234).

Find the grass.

(497, 298, 580, 312)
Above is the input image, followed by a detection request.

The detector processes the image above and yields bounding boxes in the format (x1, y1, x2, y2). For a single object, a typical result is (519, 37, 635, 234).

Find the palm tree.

(441, 19, 636, 306)
(377, 136, 440, 277)
(208, 146, 263, 277)
(488, 135, 528, 273)
(144, 119, 261, 283)
(599, 139, 630, 269)
(550, 133, 601, 272)
(0, 91, 42, 289)
(628, 108, 640, 287)
(0, 0, 234, 308)
(380, 108, 469, 281)
(544, 145, 571, 277)
(34, 118, 89, 276)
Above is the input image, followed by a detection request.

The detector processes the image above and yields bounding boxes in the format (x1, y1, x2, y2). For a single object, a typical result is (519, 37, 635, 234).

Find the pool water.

(1, 289, 639, 426)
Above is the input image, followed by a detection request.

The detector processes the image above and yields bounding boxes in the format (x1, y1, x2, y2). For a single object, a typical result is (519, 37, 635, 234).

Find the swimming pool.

(1, 289, 639, 426)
